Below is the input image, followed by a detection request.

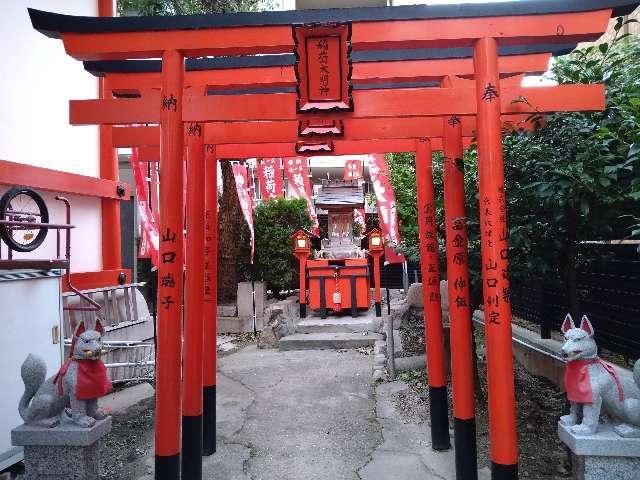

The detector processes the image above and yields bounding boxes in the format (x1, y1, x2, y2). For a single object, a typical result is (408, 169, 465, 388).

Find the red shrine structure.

(307, 180, 370, 318)
(26, 1, 639, 479)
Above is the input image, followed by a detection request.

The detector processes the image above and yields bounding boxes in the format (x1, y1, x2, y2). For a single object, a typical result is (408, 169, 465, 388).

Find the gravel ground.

(396, 326, 571, 479)
(100, 396, 155, 480)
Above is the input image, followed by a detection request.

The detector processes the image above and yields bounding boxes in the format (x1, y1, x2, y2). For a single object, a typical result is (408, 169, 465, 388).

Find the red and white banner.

(284, 157, 319, 232)
(367, 154, 405, 264)
(232, 163, 255, 263)
(257, 158, 283, 200)
(344, 159, 363, 181)
(131, 148, 159, 266)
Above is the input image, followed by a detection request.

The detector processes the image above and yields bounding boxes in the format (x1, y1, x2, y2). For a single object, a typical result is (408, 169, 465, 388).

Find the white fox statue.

(559, 313, 640, 437)
(18, 319, 112, 428)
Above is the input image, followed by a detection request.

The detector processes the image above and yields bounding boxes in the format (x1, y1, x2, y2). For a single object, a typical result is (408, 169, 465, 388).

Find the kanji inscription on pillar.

(294, 23, 353, 112)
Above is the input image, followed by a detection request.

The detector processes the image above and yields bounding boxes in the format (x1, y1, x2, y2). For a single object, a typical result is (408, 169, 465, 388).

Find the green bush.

(251, 198, 312, 296)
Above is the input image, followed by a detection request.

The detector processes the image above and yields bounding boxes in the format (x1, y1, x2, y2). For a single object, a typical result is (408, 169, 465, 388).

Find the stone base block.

(12, 418, 111, 480)
(558, 422, 640, 480)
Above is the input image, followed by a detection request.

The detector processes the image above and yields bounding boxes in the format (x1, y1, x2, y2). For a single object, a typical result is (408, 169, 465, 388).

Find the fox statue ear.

(94, 319, 105, 335)
(580, 315, 594, 337)
(72, 320, 86, 338)
(561, 314, 575, 334)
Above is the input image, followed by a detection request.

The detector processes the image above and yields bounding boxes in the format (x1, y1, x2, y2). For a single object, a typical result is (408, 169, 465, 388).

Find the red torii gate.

(28, 2, 635, 479)
(95, 71, 543, 480)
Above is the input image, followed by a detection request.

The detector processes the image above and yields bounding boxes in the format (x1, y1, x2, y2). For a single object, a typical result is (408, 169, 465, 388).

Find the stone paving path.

(138, 344, 490, 479)
(209, 345, 380, 480)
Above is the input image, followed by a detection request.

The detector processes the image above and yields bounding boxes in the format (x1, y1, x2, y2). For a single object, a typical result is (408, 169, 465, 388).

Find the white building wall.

(0, 1, 103, 272)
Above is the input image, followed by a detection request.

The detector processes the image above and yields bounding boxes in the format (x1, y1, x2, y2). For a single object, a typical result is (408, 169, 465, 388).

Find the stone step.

(296, 316, 375, 334)
(279, 332, 383, 351)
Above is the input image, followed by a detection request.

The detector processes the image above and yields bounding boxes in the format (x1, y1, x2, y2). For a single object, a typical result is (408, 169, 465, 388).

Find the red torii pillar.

(98, 0, 122, 270)
(474, 38, 518, 479)
(183, 120, 206, 479)
(155, 49, 185, 480)
(202, 144, 218, 456)
(415, 138, 451, 451)
(442, 83, 478, 478)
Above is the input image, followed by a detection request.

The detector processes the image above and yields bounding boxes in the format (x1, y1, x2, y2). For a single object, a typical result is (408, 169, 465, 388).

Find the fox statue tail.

(19, 354, 46, 422)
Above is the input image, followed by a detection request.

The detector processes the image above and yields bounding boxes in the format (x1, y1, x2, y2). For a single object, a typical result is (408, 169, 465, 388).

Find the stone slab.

(217, 315, 264, 333)
(12, 417, 112, 447)
(237, 281, 266, 319)
(559, 422, 640, 458)
(100, 383, 154, 415)
(279, 332, 383, 351)
(217, 304, 237, 317)
(296, 316, 375, 334)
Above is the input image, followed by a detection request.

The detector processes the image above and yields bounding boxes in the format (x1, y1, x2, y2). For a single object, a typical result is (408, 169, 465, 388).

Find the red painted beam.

(352, 54, 549, 84)
(138, 146, 160, 162)
(72, 84, 605, 125)
(104, 53, 550, 93)
(61, 25, 294, 60)
(62, 269, 132, 292)
(57, 10, 610, 61)
(351, 10, 611, 50)
(0, 159, 129, 199)
(214, 138, 474, 158)
(109, 66, 296, 92)
(71, 93, 161, 125)
(113, 125, 160, 146)
(111, 114, 535, 147)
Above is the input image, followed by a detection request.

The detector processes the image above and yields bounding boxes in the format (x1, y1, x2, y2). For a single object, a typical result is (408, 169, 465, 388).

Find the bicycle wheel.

(0, 187, 49, 252)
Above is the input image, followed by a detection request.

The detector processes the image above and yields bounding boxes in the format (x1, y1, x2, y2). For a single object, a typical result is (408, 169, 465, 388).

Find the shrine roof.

(29, 1, 638, 39)
(83, 44, 566, 77)
(315, 183, 365, 210)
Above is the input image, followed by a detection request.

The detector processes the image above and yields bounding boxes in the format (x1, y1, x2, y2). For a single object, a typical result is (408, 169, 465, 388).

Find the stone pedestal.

(12, 418, 112, 480)
(558, 422, 640, 480)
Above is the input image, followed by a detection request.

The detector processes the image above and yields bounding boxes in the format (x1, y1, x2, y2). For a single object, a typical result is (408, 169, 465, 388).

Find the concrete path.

(361, 381, 491, 480)
(208, 345, 381, 480)
(136, 345, 489, 479)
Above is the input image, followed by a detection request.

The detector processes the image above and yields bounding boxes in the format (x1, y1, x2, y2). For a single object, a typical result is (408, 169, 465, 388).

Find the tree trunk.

(566, 208, 580, 320)
(217, 160, 243, 304)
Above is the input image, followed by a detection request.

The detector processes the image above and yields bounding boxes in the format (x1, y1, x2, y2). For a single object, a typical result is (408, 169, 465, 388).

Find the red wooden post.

(98, 0, 121, 271)
(298, 254, 308, 317)
(182, 120, 205, 479)
(415, 138, 451, 451)
(365, 228, 384, 317)
(293, 230, 312, 317)
(372, 252, 382, 317)
(442, 75, 478, 479)
(155, 49, 184, 480)
(474, 37, 518, 479)
(202, 144, 218, 456)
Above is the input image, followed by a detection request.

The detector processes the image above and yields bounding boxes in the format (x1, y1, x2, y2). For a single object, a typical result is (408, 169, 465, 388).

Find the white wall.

(0, 1, 104, 272)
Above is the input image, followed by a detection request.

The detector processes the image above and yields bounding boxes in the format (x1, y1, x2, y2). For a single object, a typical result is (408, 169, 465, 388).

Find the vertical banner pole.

(474, 37, 519, 480)
(182, 120, 205, 479)
(442, 74, 478, 479)
(202, 145, 218, 456)
(415, 138, 451, 451)
(156, 49, 185, 480)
